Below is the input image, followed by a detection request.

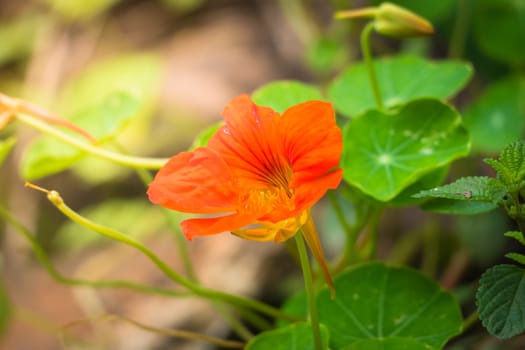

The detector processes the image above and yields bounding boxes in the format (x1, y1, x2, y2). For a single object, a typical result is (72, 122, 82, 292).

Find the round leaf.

(477, 264, 525, 339)
(318, 262, 463, 349)
(328, 55, 473, 117)
(342, 99, 470, 201)
(246, 322, 329, 350)
(473, 0, 525, 66)
(463, 77, 525, 153)
(252, 81, 324, 114)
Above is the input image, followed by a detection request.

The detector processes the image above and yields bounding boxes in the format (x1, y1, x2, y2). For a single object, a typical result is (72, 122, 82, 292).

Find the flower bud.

(334, 2, 434, 39)
(374, 2, 434, 38)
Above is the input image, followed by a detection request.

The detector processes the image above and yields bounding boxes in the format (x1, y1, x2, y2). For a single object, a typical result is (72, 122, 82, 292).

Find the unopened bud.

(335, 2, 434, 39)
(375, 3, 434, 38)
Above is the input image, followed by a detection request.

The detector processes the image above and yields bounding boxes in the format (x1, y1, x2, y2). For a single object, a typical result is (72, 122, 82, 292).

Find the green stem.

(0, 205, 189, 299)
(365, 207, 383, 260)
(136, 168, 197, 281)
(360, 21, 383, 110)
(448, 0, 470, 59)
(462, 311, 479, 332)
(35, 187, 298, 322)
(295, 233, 323, 350)
(16, 112, 168, 169)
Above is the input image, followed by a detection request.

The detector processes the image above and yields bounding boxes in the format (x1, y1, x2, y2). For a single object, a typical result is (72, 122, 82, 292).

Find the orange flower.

(147, 95, 343, 290)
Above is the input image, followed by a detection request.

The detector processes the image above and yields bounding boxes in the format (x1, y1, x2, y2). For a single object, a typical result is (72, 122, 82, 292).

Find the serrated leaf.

(414, 176, 507, 204)
(504, 231, 525, 246)
(21, 91, 141, 180)
(0, 137, 16, 167)
(252, 81, 324, 114)
(477, 264, 525, 339)
(245, 322, 329, 350)
(505, 253, 525, 266)
(388, 166, 449, 207)
(421, 198, 499, 215)
(189, 121, 223, 150)
(318, 262, 463, 349)
(464, 77, 525, 153)
(328, 56, 473, 117)
(342, 98, 470, 202)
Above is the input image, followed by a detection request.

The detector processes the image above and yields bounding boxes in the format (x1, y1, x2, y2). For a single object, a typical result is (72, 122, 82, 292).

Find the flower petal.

(279, 101, 342, 187)
(208, 95, 289, 188)
(181, 213, 257, 240)
(147, 147, 236, 213)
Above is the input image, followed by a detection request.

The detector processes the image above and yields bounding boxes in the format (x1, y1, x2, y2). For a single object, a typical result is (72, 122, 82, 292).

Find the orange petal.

(293, 169, 343, 214)
(147, 147, 236, 213)
(181, 213, 257, 240)
(208, 95, 288, 187)
(301, 213, 335, 298)
(232, 228, 277, 241)
(279, 101, 342, 187)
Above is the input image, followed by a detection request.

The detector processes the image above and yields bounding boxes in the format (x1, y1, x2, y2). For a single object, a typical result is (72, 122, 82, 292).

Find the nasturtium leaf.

(473, 0, 525, 66)
(463, 78, 525, 153)
(414, 176, 507, 203)
(252, 81, 324, 114)
(276, 291, 307, 328)
(328, 56, 473, 117)
(342, 98, 470, 202)
(504, 231, 525, 246)
(477, 264, 525, 339)
(189, 121, 223, 150)
(317, 262, 463, 349)
(0, 137, 16, 167)
(245, 322, 329, 350)
(21, 91, 141, 180)
(342, 337, 437, 350)
(388, 166, 449, 207)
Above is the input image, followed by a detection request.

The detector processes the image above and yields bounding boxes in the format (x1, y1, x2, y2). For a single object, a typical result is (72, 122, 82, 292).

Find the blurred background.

(0, 0, 523, 349)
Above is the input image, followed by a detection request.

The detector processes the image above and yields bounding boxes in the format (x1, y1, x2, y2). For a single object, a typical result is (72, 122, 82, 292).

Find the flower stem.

(360, 21, 383, 110)
(295, 232, 323, 350)
(15, 112, 168, 169)
(26, 183, 298, 323)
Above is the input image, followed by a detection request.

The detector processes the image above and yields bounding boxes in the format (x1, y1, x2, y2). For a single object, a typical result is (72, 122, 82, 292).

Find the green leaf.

(21, 91, 141, 180)
(189, 121, 223, 150)
(0, 137, 16, 167)
(245, 322, 329, 350)
(414, 176, 507, 203)
(342, 99, 470, 202)
(342, 337, 438, 350)
(305, 37, 348, 75)
(504, 231, 525, 246)
(473, 0, 525, 66)
(505, 253, 525, 266)
(252, 81, 324, 114)
(328, 56, 473, 117)
(420, 198, 499, 215)
(318, 262, 463, 349)
(388, 166, 449, 207)
(463, 78, 525, 153)
(477, 264, 525, 339)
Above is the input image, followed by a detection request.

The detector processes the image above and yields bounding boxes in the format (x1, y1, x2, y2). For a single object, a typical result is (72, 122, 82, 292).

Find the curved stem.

(16, 112, 168, 169)
(360, 21, 383, 110)
(295, 233, 323, 350)
(27, 184, 298, 322)
(0, 205, 188, 299)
